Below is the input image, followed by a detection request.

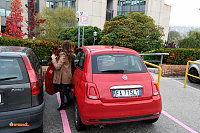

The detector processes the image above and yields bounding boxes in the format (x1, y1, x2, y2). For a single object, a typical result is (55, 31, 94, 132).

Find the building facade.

(41, 0, 171, 41)
(0, 0, 170, 40)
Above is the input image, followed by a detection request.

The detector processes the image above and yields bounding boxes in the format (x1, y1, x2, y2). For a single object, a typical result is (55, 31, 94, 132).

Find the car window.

(75, 50, 85, 70)
(0, 57, 29, 84)
(28, 49, 40, 73)
(92, 54, 147, 74)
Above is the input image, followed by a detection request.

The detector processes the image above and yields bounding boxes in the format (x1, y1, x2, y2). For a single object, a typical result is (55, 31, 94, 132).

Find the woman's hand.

(51, 54, 56, 60)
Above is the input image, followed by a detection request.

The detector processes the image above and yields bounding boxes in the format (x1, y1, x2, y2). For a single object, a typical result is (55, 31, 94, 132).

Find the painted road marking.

(57, 93, 71, 133)
(162, 110, 198, 133)
(56, 90, 198, 133)
(173, 80, 200, 91)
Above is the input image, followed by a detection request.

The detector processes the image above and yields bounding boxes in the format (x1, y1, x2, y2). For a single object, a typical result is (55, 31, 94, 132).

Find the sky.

(165, 0, 200, 27)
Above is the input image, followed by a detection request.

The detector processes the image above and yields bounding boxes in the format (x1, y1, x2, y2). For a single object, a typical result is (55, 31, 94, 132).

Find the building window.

(45, 0, 76, 11)
(106, 9, 114, 21)
(0, 8, 5, 16)
(46, 2, 50, 8)
(117, 0, 146, 15)
(65, 1, 72, 7)
(58, 2, 63, 7)
(6, 10, 11, 16)
(72, 1, 76, 7)
(1, 26, 6, 33)
(50, 2, 54, 9)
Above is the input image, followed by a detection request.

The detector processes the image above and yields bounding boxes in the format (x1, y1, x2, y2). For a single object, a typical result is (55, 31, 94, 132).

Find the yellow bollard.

(144, 61, 162, 88)
(184, 61, 200, 88)
(184, 61, 190, 88)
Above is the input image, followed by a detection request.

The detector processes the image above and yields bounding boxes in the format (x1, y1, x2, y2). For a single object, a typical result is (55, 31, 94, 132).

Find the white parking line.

(57, 93, 71, 133)
(162, 110, 198, 133)
(173, 80, 200, 91)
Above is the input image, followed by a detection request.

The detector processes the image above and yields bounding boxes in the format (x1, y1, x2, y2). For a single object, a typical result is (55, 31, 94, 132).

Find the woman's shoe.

(57, 105, 65, 110)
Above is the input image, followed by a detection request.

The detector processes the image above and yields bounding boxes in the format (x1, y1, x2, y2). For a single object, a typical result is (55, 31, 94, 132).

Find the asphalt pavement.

(40, 72, 200, 133)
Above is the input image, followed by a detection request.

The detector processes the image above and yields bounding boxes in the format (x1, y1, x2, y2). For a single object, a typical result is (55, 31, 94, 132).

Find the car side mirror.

(74, 59, 79, 66)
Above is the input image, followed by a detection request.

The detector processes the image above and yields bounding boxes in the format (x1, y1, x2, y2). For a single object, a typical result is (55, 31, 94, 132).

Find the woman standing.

(51, 41, 76, 110)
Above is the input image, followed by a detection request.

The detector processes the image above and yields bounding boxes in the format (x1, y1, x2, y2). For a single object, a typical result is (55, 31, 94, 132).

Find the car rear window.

(0, 57, 29, 85)
(92, 54, 147, 74)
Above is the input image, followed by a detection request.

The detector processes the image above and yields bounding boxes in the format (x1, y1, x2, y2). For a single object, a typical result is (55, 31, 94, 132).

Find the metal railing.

(144, 61, 162, 88)
(184, 61, 200, 88)
(140, 53, 169, 64)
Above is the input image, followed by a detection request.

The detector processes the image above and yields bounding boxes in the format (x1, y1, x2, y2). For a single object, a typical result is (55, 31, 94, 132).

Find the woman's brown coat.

(52, 52, 75, 84)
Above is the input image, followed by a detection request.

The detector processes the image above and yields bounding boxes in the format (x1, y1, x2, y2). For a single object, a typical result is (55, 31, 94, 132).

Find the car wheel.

(144, 118, 159, 123)
(188, 69, 200, 84)
(74, 99, 85, 131)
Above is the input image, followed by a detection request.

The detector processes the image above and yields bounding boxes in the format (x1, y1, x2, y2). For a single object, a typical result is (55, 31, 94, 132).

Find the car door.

(27, 49, 44, 106)
(72, 50, 85, 98)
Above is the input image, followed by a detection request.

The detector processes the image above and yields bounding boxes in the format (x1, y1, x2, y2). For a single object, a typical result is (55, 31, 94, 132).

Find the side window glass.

(75, 50, 85, 70)
(74, 50, 82, 64)
(77, 52, 85, 70)
(32, 51, 40, 72)
(28, 49, 40, 72)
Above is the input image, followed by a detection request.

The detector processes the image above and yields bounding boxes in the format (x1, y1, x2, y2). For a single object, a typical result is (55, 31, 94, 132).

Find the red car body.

(72, 46, 162, 127)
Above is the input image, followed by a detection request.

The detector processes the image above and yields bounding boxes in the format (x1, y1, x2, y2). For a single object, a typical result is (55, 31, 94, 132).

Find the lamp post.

(93, 31, 97, 45)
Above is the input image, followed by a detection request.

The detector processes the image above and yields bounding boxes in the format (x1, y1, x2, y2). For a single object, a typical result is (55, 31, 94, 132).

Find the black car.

(0, 46, 44, 133)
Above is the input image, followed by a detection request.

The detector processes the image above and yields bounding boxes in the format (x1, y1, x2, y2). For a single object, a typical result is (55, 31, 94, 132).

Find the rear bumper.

(0, 102, 44, 133)
(78, 96, 162, 125)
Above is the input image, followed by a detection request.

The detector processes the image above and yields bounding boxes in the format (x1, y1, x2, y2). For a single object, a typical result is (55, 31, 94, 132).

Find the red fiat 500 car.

(72, 46, 162, 130)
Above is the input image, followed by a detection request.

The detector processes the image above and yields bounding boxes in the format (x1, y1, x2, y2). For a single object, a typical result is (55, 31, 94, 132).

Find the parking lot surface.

(41, 72, 200, 133)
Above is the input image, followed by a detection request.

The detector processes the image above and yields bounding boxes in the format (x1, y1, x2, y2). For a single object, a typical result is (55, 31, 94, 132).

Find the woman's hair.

(62, 41, 74, 60)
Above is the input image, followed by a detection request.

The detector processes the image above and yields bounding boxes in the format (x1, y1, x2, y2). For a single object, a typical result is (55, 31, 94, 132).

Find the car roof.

(0, 46, 29, 57)
(84, 45, 140, 55)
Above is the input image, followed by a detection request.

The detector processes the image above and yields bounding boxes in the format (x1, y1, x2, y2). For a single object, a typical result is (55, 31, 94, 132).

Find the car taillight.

(87, 83, 100, 100)
(152, 82, 159, 96)
(31, 81, 40, 95)
(23, 57, 40, 95)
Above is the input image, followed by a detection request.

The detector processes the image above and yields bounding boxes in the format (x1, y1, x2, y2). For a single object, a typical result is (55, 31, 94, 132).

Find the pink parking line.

(57, 93, 71, 133)
(162, 110, 197, 133)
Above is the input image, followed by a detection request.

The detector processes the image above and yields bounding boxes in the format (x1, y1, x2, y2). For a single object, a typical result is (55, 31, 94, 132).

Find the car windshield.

(92, 54, 147, 74)
(0, 58, 23, 81)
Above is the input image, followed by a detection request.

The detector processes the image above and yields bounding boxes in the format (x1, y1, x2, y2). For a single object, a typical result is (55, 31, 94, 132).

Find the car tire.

(74, 99, 86, 131)
(144, 118, 159, 123)
(188, 69, 200, 84)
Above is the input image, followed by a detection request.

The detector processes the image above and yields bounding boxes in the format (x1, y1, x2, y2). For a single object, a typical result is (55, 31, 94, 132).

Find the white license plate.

(112, 89, 142, 98)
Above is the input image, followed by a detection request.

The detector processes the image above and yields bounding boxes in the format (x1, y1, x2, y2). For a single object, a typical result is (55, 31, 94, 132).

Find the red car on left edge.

(71, 46, 162, 131)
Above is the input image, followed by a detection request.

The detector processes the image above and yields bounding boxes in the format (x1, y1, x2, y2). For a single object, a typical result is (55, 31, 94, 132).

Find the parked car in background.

(0, 46, 44, 133)
(188, 60, 200, 84)
(72, 46, 162, 131)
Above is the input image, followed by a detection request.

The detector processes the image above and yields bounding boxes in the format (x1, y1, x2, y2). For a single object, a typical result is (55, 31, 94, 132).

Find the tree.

(25, 0, 46, 39)
(168, 31, 181, 44)
(100, 12, 164, 52)
(178, 30, 200, 48)
(0, 0, 24, 38)
(35, 7, 77, 40)
(58, 26, 102, 47)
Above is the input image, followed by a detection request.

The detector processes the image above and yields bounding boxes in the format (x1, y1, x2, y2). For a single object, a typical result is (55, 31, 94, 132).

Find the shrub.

(58, 26, 102, 47)
(178, 30, 200, 48)
(35, 7, 77, 40)
(145, 48, 200, 65)
(100, 12, 164, 52)
(0, 37, 63, 61)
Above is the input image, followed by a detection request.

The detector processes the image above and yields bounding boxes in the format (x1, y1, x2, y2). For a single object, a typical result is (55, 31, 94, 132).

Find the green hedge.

(145, 48, 200, 65)
(0, 37, 62, 61)
(58, 26, 102, 47)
